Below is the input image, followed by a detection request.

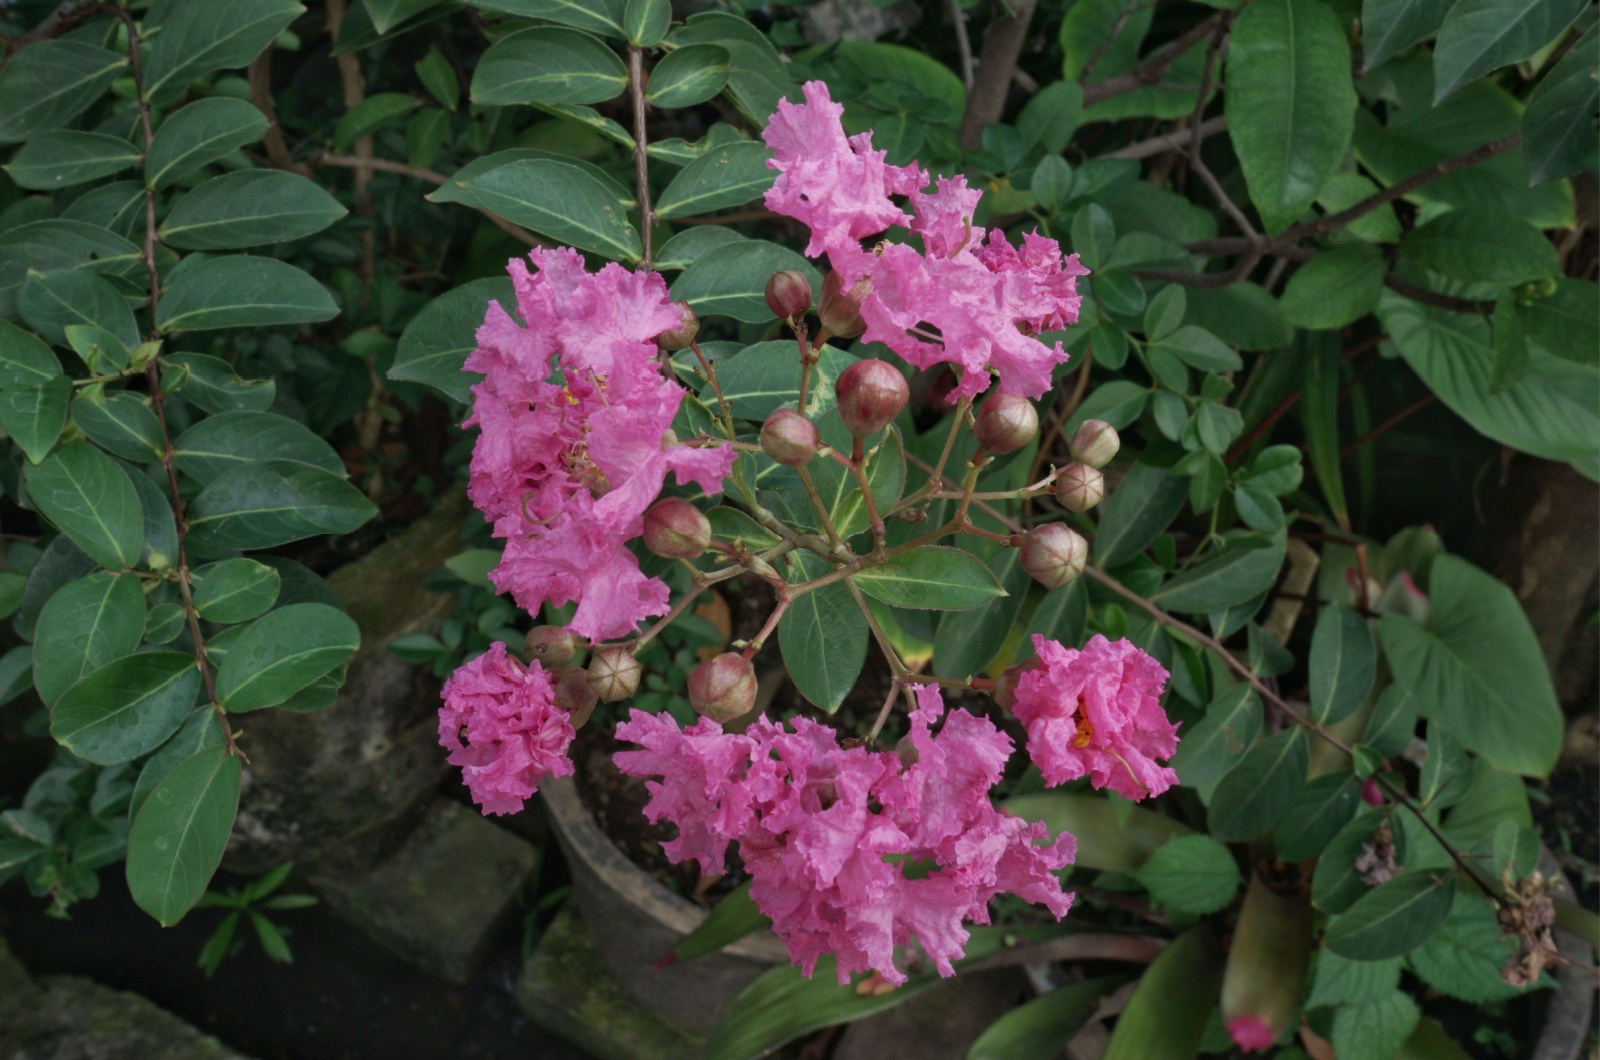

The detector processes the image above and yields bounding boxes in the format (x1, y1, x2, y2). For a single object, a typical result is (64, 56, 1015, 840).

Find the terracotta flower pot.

(540, 775, 787, 1036)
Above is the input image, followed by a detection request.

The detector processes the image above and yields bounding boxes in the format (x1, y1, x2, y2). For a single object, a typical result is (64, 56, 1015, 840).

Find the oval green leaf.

(32, 571, 146, 707)
(853, 546, 1006, 611)
(647, 44, 731, 108)
(160, 170, 347, 250)
(460, 158, 641, 262)
(192, 559, 282, 624)
(50, 651, 202, 765)
(654, 141, 775, 220)
(216, 603, 360, 713)
(126, 746, 241, 926)
(24, 442, 143, 570)
(144, 97, 268, 190)
(156, 255, 338, 332)
(471, 27, 628, 106)
(186, 461, 377, 552)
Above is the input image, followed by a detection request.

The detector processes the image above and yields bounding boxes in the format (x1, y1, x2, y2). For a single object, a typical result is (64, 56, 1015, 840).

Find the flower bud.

(818, 271, 870, 338)
(524, 625, 580, 667)
(1221, 874, 1313, 1053)
(655, 300, 699, 351)
(551, 665, 598, 728)
(586, 646, 642, 703)
(995, 657, 1043, 711)
(688, 652, 757, 723)
(1019, 524, 1087, 590)
(895, 735, 920, 769)
(760, 408, 821, 467)
(1068, 418, 1120, 469)
(836, 359, 908, 438)
(1361, 777, 1386, 806)
(1053, 462, 1105, 513)
(972, 393, 1039, 455)
(643, 497, 712, 559)
(764, 270, 813, 321)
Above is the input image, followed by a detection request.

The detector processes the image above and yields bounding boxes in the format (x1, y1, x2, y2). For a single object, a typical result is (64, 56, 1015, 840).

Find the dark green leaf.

(1409, 889, 1530, 1002)
(1208, 728, 1309, 841)
(1100, 927, 1224, 1060)
(853, 546, 1005, 611)
(1151, 531, 1286, 614)
(72, 392, 163, 464)
(966, 977, 1126, 1060)
(141, 0, 304, 105)
(0, 219, 143, 316)
(1432, 0, 1587, 101)
(670, 881, 770, 962)
(0, 375, 69, 465)
(126, 746, 241, 926)
(1399, 208, 1561, 284)
(145, 97, 268, 190)
(1523, 25, 1600, 185)
(1313, 806, 1397, 913)
(157, 255, 337, 332)
(1170, 683, 1263, 788)
(647, 44, 731, 108)
(217, 603, 360, 712)
(0, 318, 63, 387)
(1323, 870, 1454, 959)
(389, 277, 512, 402)
(467, 0, 624, 37)
(471, 27, 628, 106)
(428, 148, 634, 210)
(333, 92, 420, 151)
(671, 241, 819, 323)
(415, 47, 460, 110)
(1275, 771, 1362, 861)
(1134, 835, 1240, 915)
(1331, 990, 1421, 1060)
(1226, 0, 1359, 233)
(1300, 329, 1348, 525)
(701, 341, 853, 422)
(1094, 460, 1188, 567)
(167, 353, 276, 414)
(1183, 283, 1294, 351)
(4, 131, 140, 191)
(1307, 949, 1401, 1008)
(1309, 603, 1376, 724)
(779, 551, 866, 713)
(50, 651, 202, 765)
(129, 468, 179, 572)
(18, 268, 140, 350)
(160, 171, 347, 250)
(1017, 81, 1084, 156)
(624, 0, 670, 46)
(186, 461, 377, 552)
(1418, 726, 1472, 809)
(24, 442, 143, 569)
(668, 12, 797, 124)
(461, 158, 641, 262)
(655, 226, 747, 271)
(654, 141, 775, 220)
(174, 410, 345, 485)
(932, 543, 1030, 679)
(192, 559, 281, 623)
(1362, 0, 1453, 68)
(1279, 244, 1388, 330)
(1149, 325, 1242, 372)
(365, 0, 446, 33)
(32, 571, 145, 707)
(0, 40, 126, 145)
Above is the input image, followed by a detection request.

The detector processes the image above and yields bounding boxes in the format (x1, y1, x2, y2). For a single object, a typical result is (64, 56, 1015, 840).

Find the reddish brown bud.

(551, 665, 598, 727)
(643, 497, 712, 559)
(586, 646, 642, 703)
(895, 735, 920, 768)
(688, 652, 758, 723)
(760, 408, 821, 466)
(1068, 418, 1120, 469)
(1053, 462, 1105, 513)
(1020, 524, 1088, 590)
(524, 625, 580, 667)
(995, 657, 1043, 711)
(1361, 778, 1386, 806)
(655, 301, 699, 351)
(836, 359, 908, 437)
(972, 393, 1039, 455)
(818, 270, 870, 338)
(764, 270, 813, 320)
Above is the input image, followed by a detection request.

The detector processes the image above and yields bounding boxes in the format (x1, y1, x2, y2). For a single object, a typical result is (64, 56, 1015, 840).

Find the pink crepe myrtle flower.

(614, 685, 1074, 985)
(1008, 634, 1180, 801)
(461, 247, 734, 641)
(759, 83, 1087, 399)
(438, 642, 575, 816)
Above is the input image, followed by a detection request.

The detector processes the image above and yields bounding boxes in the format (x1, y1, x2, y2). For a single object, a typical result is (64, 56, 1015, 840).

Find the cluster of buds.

(1052, 418, 1118, 514)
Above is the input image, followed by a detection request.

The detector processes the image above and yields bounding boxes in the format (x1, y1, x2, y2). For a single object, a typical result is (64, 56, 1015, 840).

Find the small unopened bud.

(643, 497, 711, 559)
(551, 665, 598, 727)
(524, 625, 580, 667)
(1053, 462, 1105, 513)
(1068, 418, 1120, 469)
(836, 359, 908, 437)
(1361, 777, 1386, 806)
(972, 393, 1039, 455)
(764, 270, 813, 321)
(895, 736, 919, 768)
(1221, 874, 1313, 1053)
(818, 271, 870, 338)
(655, 301, 699, 351)
(1020, 524, 1087, 590)
(995, 657, 1043, 711)
(760, 408, 820, 466)
(688, 652, 757, 723)
(586, 646, 642, 703)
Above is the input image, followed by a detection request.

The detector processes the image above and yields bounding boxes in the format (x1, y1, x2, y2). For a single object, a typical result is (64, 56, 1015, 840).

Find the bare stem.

(627, 46, 654, 268)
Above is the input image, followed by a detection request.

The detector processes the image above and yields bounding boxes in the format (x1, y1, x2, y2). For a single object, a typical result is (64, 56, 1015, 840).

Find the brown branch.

(248, 51, 309, 176)
(628, 46, 654, 268)
(3, 0, 97, 54)
(964, 932, 1167, 973)
(1106, 115, 1226, 160)
(960, 0, 1040, 151)
(1338, 393, 1438, 457)
(1081, 14, 1220, 106)
(314, 152, 542, 247)
(947, 0, 974, 91)
(1080, 0, 1151, 85)
(1184, 18, 1256, 242)
(326, 0, 375, 291)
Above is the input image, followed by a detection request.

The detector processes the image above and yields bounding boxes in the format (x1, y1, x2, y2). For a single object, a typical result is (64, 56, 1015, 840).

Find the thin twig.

(1082, 15, 1220, 106)
(1080, 0, 1151, 85)
(627, 46, 654, 268)
(1338, 393, 1437, 457)
(1106, 115, 1226, 160)
(315, 152, 542, 246)
(946, 0, 974, 91)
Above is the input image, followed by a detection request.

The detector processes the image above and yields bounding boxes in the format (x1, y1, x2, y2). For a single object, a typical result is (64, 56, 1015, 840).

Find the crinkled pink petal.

(438, 643, 574, 815)
(909, 176, 985, 258)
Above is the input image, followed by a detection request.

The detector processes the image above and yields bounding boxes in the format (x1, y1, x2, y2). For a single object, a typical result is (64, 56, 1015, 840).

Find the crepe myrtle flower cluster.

(435, 81, 1181, 984)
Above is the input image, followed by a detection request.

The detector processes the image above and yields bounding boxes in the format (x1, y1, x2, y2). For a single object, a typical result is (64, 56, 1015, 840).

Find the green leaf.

(671, 241, 820, 323)
(1151, 531, 1286, 614)
(1225, 0, 1359, 234)
(0, 40, 126, 145)
(1524, 25, 1600, 185)
(1208, 729, 1309, 841)
(1101, 927, 1224, 1060)
(647, 44, 731, 108)
(1331, 990, 1421, 1060)
(1432, 0, 1587, 101)
(966, 977, 1126, 1060)
(415, 47, 460, 110)
(0, 219, 143, 317)
(167, 354, 275, 414)
(461, 158, 641, 262)
(186, 461, 377, 552)
(160, 171, 347, 250)
(467, 0, 625, 37)
(0, 375, 70, 465)
(654, 141, 775, 220)
(51, 651, 202, 765)
(72, 392, 163, 464)
(32, 572, 146, 707)
(18, 267, 140, 351)
(932, 543, 1031, 679)
(126, 746, 241, 927)
(141, 0, 304, 105)
(1378, 555, 1561, 776)
(365, 0, 446, 33)
(1148, 325, 1242, 373)
(1314, 806, 1399, 914)
(24, 442, 143, 569)
(1299, 329, 1348, 524)
(471, 27, 628, 106)
(1017, 81, 1084, 157)
(1134, 835, 1240, 915)
(173, 410, 346, 486)
(428, 148, 634, 211)
(1309, 603, 1375, 725)
(333, 92, 420, 151)
(669, 881, 770, 962)
(779, 551, 866, 713)
(1489, 291, 1530, 393)
(1183, 283, 1294, 351)
(1275, 771, 1362, 861)
(623, 0, 670, 46)
(145, 97, 268, 190)
(1007, 794, 1193, 872)
(1399, 208, 1561, 284)
(1170, 683, 1263, 788)
(1279, 244, 1388, 330)
(217, 603, 360, 713)
(131, 707, 226, 825)
(157, 255, 337, 332)
(389, 277, 512, 402)
(668, 12, 797, 124)
(1094, 460, 1188, 567)
(1323, 870, 1454, 959)
(853, 546, 1005, 611)
(1307, 949, 1402, 1008)
(4, 131, 140, 191)
(702, 341, 853, 422)
(192, 559, 282, 624)
(0, 318, 63, 387)
(1409, 889, 1530, 1002)
(1362, 0, 1453, 68)
(655, 226, 747, 271)
(1418, 726, 1472, 809)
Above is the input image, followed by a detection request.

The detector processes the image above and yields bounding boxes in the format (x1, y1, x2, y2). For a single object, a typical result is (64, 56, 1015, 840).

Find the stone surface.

(832, 968, 1027, 1060)
(516, 901, 702, 1060)
(310, 798, 537, 984)
(1, 938, 250, 1060)
(224, 489, 469, 874)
